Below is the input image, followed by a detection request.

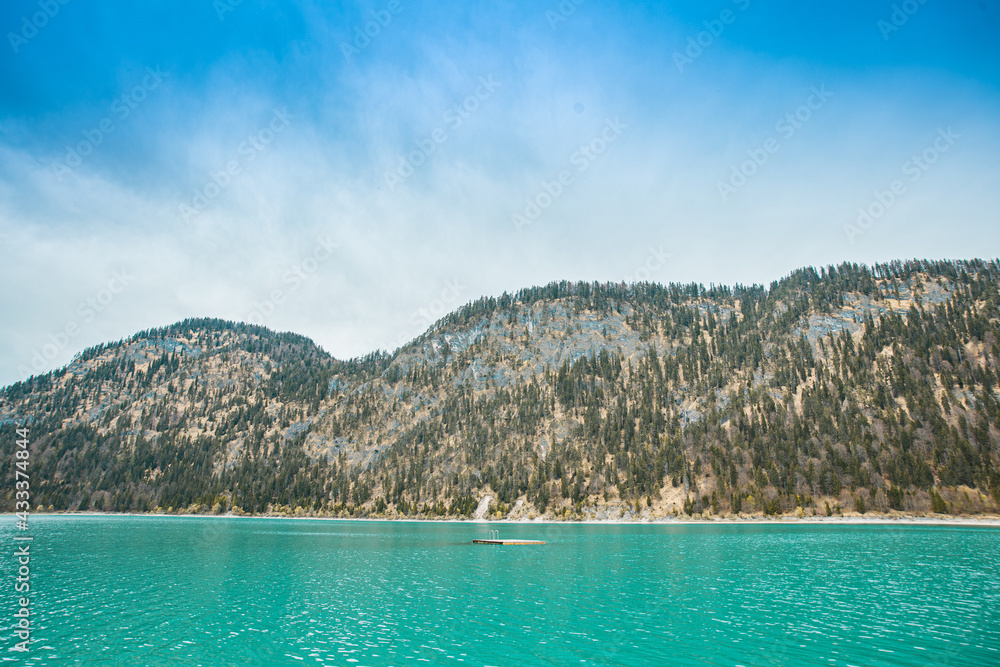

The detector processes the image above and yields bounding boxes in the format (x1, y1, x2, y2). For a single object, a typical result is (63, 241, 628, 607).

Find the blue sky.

(1, 0, 999, 384)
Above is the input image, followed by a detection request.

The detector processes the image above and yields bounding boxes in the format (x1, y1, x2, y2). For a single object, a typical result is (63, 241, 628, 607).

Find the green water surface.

(2, 517, 998, 665)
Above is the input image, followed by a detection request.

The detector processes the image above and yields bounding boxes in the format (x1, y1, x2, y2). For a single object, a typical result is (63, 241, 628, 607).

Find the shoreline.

(7, 511, 1000, 527)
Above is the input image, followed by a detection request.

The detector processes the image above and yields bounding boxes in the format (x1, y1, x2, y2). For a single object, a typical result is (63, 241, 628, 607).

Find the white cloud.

(2, 23, 999, 386)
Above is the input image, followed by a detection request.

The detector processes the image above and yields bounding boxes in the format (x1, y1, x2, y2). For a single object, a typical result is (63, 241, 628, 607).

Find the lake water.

(2, 517, 999, 665)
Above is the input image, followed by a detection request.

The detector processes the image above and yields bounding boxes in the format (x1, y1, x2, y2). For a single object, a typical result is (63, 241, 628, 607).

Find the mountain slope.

(3, 259, 1000, 520)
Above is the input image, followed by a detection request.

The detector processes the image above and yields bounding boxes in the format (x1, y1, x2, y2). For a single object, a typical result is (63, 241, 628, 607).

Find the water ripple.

(0, 518, 997, 665)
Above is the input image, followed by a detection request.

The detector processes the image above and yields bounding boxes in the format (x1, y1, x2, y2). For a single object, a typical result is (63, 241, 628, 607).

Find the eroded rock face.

(473, 496, 493, 520)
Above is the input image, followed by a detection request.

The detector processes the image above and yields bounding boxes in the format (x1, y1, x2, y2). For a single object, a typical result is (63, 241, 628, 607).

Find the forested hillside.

(3, 259, 999, 520)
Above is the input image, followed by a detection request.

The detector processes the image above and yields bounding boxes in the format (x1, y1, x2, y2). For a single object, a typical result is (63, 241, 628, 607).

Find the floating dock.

(472, 539, 545, 545)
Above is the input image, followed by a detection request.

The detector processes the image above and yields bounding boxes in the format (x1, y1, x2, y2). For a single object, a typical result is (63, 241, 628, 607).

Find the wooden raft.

(472, 538, 545, 545)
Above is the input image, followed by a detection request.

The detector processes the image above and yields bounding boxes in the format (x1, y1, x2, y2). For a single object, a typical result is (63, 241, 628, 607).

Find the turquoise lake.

(2, 517, 999, 665)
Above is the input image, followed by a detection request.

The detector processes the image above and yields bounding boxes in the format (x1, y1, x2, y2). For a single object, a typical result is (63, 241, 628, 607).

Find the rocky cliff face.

(3, 259, 999, 520)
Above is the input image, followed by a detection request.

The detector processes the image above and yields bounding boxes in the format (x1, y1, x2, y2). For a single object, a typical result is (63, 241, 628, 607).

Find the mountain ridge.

(3, 258, 1000, 520)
